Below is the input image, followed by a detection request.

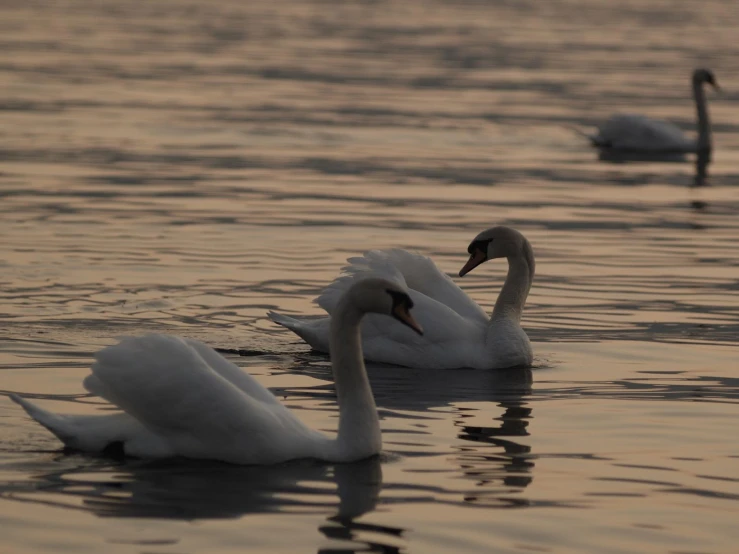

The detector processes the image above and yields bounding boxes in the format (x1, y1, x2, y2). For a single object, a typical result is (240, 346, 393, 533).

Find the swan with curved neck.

(11, 278, 422, 464)
(269, 225, 535, 370)
(327, 280, 422, 460)
(459, 226, 535, 368)
(588, 68, 719, 153)
(460, 226, 535, 321)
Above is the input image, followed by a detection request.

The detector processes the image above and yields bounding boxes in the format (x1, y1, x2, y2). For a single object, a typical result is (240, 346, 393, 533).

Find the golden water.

(1, 0, 738, 552)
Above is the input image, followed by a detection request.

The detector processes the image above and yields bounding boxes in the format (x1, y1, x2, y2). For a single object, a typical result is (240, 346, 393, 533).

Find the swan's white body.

(269, 227, 535, 370)
(12, 279, 420, 464)
(591, 114, 695, 152)
(589, 69, 717, 153)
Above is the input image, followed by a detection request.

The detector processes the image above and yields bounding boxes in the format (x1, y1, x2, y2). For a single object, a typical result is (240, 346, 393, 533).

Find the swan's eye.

(467, 238, 493, 255)
(386, 289, 413, 311)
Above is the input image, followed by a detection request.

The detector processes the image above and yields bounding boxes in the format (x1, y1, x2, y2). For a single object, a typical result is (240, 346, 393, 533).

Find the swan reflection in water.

(291, 356, 536, 508)
(690, 150, 711, 211)
(0, 453, 402, 553)
(451, 369, 535, 507)
(597, 146, 712, 212)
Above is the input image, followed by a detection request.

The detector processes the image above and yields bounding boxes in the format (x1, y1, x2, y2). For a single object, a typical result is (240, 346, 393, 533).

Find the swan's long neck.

(693, 79, 711, 152)
(491, 241, 535, 323)
(329, 299, 381, 461)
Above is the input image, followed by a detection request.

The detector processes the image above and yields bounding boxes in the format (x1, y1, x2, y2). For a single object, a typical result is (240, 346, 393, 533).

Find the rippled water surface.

(2, 0, 739, 552)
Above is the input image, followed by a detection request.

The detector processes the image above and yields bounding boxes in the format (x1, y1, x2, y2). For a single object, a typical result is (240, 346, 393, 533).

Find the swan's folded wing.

(376, 249, 487, 322)
(351, 290, 487, 369)
(599, 114, 689, 150)
(83, 335, 301, 459)
(318, 249, 487, 324)
(315, 250, 407, 313)
(183, 338, 281, 405)
(644, 119, 691, 147)
(361, 289, 484, 346)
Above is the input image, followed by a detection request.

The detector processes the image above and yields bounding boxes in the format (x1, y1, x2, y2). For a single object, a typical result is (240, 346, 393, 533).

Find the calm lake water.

(1, 0, 739, 552)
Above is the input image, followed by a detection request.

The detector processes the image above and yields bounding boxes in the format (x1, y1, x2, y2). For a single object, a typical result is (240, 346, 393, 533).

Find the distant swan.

(588, 68, 718, 153)
(12, 278, 422, 464)
(269, 226, 534, 370)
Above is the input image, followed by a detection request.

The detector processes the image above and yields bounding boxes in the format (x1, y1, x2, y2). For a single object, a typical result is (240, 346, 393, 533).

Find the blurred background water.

(1, 0, 738, 552)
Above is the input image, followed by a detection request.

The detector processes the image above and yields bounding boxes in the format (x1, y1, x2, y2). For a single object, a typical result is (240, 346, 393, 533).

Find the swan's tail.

(10, 394, 77, 445)
(267, 311, 300, 331)
(565, 124, 603, 146)
(267, 311, 330, 352)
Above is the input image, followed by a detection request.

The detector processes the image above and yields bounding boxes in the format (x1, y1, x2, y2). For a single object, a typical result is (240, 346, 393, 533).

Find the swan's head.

(348, 278, 423, 335)
(693, 68, 719, 90)
(459, 226, 528, 277)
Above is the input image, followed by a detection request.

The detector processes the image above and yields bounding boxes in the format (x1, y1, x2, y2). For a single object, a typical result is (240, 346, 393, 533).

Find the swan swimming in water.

(269, 226, 534, 370)
(11, 278, 422, 464)
(588, 68, 718, 153)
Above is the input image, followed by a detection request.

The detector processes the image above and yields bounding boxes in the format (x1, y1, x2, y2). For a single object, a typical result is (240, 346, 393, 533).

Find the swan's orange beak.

(393, 305, 423, 335)
(459, 250, 487, 277)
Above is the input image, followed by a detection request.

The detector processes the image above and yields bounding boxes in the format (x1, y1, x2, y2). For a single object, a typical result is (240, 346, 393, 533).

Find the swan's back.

(84, 335, 321, 463)
(317, 249, 487, 323)
(596, 114, 693, 151)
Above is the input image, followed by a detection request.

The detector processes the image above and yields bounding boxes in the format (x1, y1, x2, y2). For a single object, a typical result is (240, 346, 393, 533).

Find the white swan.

(588, 68, 718, 152)
(11, 278, 422, 464)
(269, 226, 534, 370)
